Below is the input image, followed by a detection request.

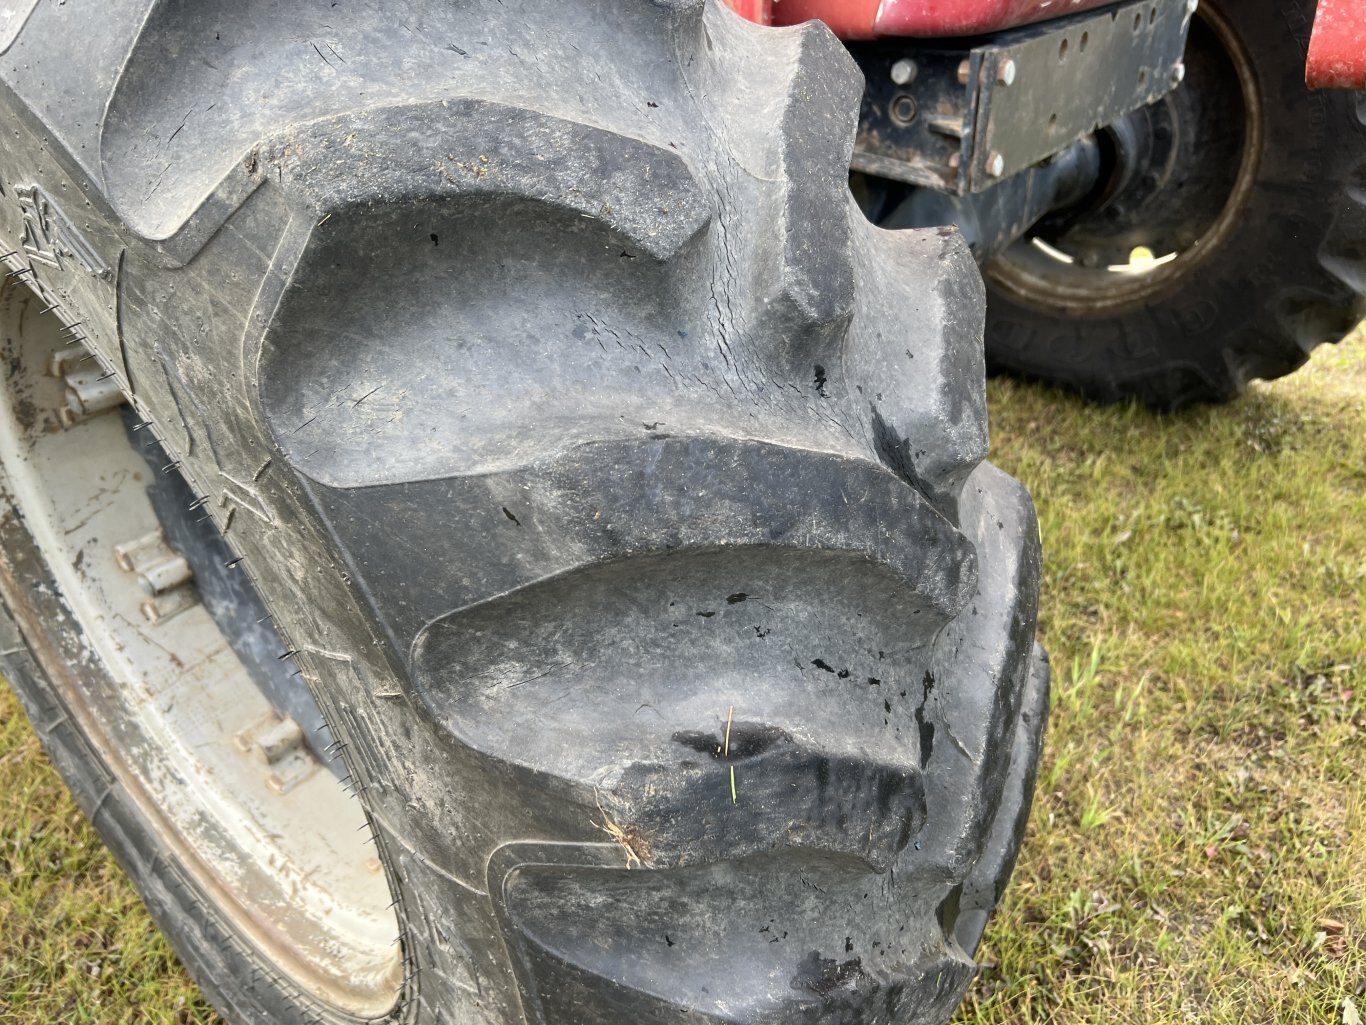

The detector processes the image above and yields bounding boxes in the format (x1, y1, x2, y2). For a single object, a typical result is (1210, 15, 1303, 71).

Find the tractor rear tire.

(983, 0, 1366, 408)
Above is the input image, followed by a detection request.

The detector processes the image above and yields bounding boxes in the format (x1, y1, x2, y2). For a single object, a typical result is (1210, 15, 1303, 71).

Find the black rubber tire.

(983, 0, 1366, 409)
(0, 2, 1046, 1022)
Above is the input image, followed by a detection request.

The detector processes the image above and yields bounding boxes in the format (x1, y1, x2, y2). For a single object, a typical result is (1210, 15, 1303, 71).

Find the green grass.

(0, 702, 217, 1021)
(2, 335, 1363, 1024)
(957, 333, 1366, 1024)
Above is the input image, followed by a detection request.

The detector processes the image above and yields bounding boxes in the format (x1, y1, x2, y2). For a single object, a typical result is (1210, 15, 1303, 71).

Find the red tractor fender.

(768, 0, 1121, 39)
(722, 0, 773, 22)
(1306, 0, 1366, 88)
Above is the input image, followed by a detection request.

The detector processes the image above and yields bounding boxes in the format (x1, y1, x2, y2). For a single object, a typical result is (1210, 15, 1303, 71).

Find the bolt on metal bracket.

(62, 368, 125, 424)
(851, 0, 1193, 194)
(234, 713, 320, 795)
(114, 528, 201, 626)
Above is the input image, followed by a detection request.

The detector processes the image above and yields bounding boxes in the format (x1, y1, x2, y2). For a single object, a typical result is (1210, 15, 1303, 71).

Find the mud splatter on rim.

(0, 275, 402, 1018)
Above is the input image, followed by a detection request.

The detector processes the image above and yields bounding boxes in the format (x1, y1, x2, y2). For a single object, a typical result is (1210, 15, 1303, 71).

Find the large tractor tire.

(0, 2, 1046, 1022)
(983, 0, 1366, 408)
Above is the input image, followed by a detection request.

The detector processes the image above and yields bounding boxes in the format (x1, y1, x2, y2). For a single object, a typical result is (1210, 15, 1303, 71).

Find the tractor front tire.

(0, 2, 1045, 1023)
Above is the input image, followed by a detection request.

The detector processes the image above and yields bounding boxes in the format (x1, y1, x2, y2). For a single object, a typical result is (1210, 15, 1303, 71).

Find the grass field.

(960, 334, 1366, 1025)
(2, 334, 1362, 1023)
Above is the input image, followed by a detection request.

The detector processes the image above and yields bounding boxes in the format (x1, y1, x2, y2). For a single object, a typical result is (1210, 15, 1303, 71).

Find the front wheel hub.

(986, 5, 1260, 311)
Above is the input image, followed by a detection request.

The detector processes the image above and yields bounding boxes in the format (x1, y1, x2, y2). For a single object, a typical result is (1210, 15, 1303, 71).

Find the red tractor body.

(771, 0, 1123, 39)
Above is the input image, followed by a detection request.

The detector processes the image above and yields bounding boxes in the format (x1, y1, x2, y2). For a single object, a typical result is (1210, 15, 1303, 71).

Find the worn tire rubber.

(983, 0, 1366, 409)
(0, 2, 1046, 1023)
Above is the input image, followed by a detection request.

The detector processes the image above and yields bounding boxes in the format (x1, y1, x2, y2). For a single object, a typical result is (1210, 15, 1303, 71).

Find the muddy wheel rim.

(0, 277, 402, 1017)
